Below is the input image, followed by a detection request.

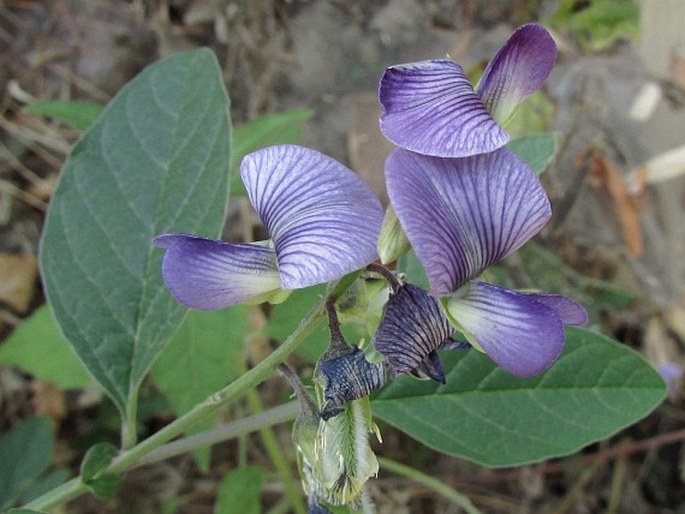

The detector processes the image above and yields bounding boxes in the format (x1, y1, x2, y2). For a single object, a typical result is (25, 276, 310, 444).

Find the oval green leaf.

(39, 49, 232, 415)
(80, 443, 119, 482)
(373, 327, 666, 467)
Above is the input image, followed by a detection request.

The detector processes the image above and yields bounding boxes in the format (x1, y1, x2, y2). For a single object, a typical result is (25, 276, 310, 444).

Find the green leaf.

(507, 132, 559, 175)
(0, 417, 54, 511)
(88, 473, 123, 499)
(39, 49, 232, 418)
(267, 285, 328, 363)
(373, 327, 666, 467)
(0, 306, 92, 389)
(151, 307, 249, 471)
(228, 109, 313, 196)
(80, 443, 118, 482)
(8, 509, 49, 514)
(397, 249, 430, 290)
(23, 100, 105, 131)
(214, 466, 263, 514)
(79, 442, 122, 498)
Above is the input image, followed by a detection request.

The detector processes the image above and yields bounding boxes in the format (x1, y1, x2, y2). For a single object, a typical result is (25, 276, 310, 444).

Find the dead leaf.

(588, 155, 644, 258)
(0, 253, 38, 313)
(31, 381, 66, 425)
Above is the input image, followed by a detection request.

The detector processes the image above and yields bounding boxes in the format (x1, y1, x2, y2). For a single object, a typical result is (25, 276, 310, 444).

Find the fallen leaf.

(31, 381, 66, 425)
(588, 155, 644, 257)
(0, 253, 38, 313)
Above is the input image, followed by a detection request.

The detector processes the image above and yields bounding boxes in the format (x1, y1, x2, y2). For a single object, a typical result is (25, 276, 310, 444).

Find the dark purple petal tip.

(153, 233, 281, 310)
(373, 283, 453, 382)
(379, 60, 509, 157)
(476, 23, 557, 125)
(240, 144, 383, 290)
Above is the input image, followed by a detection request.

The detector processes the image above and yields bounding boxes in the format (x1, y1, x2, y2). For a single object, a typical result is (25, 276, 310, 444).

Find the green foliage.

(397, 249, 430, 290)
(80, 443, 122, 499)
(507, 132, 560, 175)
(267, 285, 328, 363)
(504, 91, 555, 138)
(0, 417, 60, 511)
(0, 306, 91, 389)
(548, 0, 640, 52)
(39, 49, 232, 425)
(373, 327, 666, 467)
(23, 100, 104, 130)
(8, 509, 49, 514)
(214, 466, 263, 514)
(229, 109, 314, 196)
(151, 307, 249, 471)
(80, 443, 118, 482)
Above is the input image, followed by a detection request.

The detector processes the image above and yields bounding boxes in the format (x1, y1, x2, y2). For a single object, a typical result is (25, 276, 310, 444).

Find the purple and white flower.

(379, 23, 557, 158)
(154, 144, 383, 310)
(382, 147, 587, 376)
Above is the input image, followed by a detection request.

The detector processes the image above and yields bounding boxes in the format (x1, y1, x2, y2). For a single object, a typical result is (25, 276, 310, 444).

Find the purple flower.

(383, 147, 587, 376)
(379, 23, 556, 158)
(154, 145, 383, 310)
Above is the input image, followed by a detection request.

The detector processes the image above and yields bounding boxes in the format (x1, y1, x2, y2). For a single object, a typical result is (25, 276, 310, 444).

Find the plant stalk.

(22, 277, 353, 512)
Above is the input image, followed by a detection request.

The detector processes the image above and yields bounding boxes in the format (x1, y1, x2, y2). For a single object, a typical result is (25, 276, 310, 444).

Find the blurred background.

(1, 1, 684, 512)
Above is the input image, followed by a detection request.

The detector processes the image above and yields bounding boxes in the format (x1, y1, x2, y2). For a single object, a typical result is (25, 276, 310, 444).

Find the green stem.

(134, 401, 299, 469)
(377, 457, 481, 514)
(23, 280, 349, 512)
(243, 373, 307, 514)
(121, 390, 139, 450)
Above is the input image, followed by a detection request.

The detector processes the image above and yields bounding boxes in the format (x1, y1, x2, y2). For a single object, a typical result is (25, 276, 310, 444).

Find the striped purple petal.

(153, 234, 281, 310)
(476, 23, 557, 126)
(241, 145, 383, 290)
(385, 147, 551, 295)
(444, 281, 566, 376)
(528, 293, 588, 326)
(373, 283, 453, 383)
(379, 60, 509, 158)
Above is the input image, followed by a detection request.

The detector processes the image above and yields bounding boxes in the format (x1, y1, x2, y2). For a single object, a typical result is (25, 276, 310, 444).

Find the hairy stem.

(134, 402, 299, 468)
(121, 389, 139, 450)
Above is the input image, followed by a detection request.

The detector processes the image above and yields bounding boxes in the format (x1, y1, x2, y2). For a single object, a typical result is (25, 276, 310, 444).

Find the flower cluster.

(370, 23, 587, 380)
(154, 21, 588, 510)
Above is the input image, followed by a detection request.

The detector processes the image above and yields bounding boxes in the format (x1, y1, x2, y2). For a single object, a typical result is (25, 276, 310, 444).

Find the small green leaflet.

(373, 327, 666, 467)
(507, 132, 559, 175)
(39, 49, 232, 420)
